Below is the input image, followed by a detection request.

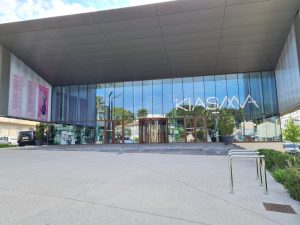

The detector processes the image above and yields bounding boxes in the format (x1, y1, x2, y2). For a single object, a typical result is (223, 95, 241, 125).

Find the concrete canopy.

(0, 0, 300, 86)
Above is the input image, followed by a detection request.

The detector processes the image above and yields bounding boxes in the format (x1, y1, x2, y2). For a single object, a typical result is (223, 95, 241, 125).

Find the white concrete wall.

(235, 142, 284, 152)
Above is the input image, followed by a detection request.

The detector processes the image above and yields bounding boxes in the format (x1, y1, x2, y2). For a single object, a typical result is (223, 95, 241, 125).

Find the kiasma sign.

(175, 95, 259, 111)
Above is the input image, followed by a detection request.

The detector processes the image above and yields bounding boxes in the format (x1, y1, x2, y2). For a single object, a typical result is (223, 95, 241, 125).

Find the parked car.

(124, 137, 134, 144)
(18, 131, 36, 146)
(0, 136, 18, 145)
(283, 143, 300, 153)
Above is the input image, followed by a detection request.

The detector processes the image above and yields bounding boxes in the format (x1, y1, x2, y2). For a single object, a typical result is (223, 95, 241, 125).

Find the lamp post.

(108, 91, 113, 120)
(212, 111, 220, 142)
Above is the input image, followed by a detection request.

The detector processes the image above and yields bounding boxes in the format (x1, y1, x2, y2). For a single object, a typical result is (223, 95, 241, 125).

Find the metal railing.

(228, 149, 268, 194)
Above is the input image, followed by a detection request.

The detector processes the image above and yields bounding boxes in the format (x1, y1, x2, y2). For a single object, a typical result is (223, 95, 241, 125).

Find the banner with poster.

(10, 74, 23, 117)
(8, 53, 52, 121)
(38, 85, 49, 121)
(26, 80, 38, 119)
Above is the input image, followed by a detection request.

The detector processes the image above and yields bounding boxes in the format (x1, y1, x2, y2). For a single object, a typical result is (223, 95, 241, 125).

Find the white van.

(0, 136, 18, 145)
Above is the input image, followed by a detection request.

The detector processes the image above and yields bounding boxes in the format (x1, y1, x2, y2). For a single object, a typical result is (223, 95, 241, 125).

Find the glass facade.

(51, 72, 281, 144)
(275, 22, 300, 113)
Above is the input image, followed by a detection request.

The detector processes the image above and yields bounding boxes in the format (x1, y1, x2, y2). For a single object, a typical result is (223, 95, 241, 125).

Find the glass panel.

(69, 85, 78, 123)
(124, 120, 135, 144)
(173, 78, 184, 118)
(265, 116, 281, 141)
(62, 86, 69, 123)
(254, 118, 266, 141)
(78, 85, 88, 125)
(195, 117, 206, 142)
(167, 118, 174, 143)
(86, 84, 96, 126)
(51, 87, 62, 123)
(193, 76, 206, 117)
(124, 82, 134, 120)
(83, 125, 95, 144)
(105, 83, 114, 121)
(238, 73, 251, 121)
(153, 79, 163, 116)
(139, 119, 168, 143)
(173, 118, 185, 142)
(261, 71, 278, 116)
(105, 121, 114, 144)
(142, 80, 153, 117)
(134, 81, 143, 119)
(185, 117, 195, 142)
(163, 79, 174, 117)
(95, 121, 105, 144)
(115, 121, 123, 144)
(249, 72, 264, 117)
(183, 77, 194, 116)
(96, 84, 106, 120)
(113, 82, 124, 120)
(215, 75, 227, 109)
(204, 76, 216, 111)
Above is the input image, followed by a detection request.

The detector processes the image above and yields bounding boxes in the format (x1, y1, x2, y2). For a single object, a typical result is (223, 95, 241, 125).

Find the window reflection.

(51, 71, 281, 144)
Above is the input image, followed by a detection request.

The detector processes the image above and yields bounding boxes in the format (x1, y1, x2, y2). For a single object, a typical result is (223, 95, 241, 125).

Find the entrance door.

(184, 117, 207, 142)
(139, 118, 168, 143)
(105, 120, 115, 144)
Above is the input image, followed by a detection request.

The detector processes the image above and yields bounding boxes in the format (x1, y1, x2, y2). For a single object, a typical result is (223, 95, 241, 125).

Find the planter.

(222, 135, 234, 145)
(35, 140, 43, 146)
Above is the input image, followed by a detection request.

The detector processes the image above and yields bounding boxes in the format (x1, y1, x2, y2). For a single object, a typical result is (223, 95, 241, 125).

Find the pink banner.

(11, 75, 23, 116)
(26, 80, 38, 119)
(38, 85, 49, 121)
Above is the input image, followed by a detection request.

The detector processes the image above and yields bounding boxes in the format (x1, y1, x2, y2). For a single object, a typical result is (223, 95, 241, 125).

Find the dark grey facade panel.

(295, 11, 300, 68)
(0, 0, 299, 85)
(0, 45, 10, 116)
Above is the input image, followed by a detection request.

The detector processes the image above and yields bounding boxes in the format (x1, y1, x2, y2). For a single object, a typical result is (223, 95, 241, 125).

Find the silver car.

(283, 143, 300, 153)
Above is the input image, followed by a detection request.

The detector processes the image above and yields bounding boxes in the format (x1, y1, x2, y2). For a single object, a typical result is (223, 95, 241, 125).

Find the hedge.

(258, 149, 300, 201)
(0, 144, 17, 148)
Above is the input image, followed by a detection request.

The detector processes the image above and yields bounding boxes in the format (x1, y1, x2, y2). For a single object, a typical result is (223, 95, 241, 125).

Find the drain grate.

(263, 203, 297, 214)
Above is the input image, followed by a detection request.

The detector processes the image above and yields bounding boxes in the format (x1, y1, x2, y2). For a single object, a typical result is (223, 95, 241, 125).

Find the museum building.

(1, 0, 300, 144)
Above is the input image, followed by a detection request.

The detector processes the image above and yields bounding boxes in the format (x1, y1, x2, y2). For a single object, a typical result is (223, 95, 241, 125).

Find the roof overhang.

(1, 0, 300, 86)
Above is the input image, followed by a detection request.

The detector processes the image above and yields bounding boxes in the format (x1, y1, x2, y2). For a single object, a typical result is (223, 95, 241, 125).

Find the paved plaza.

(0, 148, 299, 225)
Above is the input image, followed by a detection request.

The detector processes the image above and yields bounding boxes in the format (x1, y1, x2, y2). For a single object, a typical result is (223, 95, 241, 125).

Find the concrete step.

(8, 143, 243, 155)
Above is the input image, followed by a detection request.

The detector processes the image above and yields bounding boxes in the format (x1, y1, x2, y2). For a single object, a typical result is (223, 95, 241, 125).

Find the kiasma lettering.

(175, 95, 259, 111)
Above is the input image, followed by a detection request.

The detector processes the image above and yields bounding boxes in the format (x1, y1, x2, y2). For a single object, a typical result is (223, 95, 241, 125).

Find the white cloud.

(0, 0, 175, 24)
(0, 0, 96, 24)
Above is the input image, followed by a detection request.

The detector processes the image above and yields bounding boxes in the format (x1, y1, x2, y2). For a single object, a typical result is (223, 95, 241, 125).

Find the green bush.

(273, 169, 288, 183)
(258, 149, 292, 171)
(284, 169, 300, 201)
(273, 168, 300, 201)
(35, 123, 47, 141)
(0, 144, 17, 148)
(259, 149, 300, 201)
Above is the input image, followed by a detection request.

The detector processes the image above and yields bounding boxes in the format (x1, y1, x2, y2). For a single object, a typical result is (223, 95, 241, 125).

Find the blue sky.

(0, 0, 173, 24)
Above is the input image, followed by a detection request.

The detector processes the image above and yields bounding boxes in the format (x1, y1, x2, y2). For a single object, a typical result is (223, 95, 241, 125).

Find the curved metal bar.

(228, 155, 267, 194)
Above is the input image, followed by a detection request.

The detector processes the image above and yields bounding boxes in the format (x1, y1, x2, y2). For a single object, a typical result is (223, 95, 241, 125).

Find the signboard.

(175, 95, 259, 111)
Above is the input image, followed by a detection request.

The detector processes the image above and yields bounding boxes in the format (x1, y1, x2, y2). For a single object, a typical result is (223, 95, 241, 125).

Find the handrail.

(228, 154, 268, 194)
(228, 149, 257, 154)
(228, 151, 260, 180)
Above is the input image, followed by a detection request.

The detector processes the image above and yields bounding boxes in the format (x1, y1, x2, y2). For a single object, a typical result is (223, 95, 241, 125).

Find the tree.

(113, 107, 134, 125)
(218, 109, 235, 136)
(283, 117, 300, 150)
(96, 96, 106, 119)
(137, 108, 148, 118)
